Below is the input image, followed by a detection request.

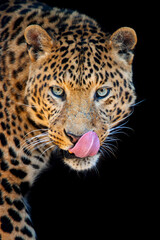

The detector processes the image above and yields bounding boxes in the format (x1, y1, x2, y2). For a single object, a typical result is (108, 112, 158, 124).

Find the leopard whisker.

(99, 148, 107, 159)
(109, 111, 134, 129)
(40, 145, 55, 157)
(19, 130, 48, 148)
(109, 120, 129, 131)
(110, 125, 133, 133)
(29, 140, 53, 152)
(21, 132, 49, 150)
(24, 137, 51, 151)
(104, 136, 119, 142)
(102, 142, 118, 151)
(26, 132, 48, 141)
(108, 117, 134, 138)
(100, 145, 116, 158)
(101, 116, 135, 160)
(23, 129, 48, 138)
(131, 99, 145, 107)
(35, 141, 53, 149)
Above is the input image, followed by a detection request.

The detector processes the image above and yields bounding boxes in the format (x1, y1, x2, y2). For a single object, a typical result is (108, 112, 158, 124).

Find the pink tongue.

(69, 131, 100, 158)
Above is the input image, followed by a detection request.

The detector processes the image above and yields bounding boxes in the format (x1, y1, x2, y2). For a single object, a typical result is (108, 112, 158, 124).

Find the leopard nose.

(64, 131, 81, 144)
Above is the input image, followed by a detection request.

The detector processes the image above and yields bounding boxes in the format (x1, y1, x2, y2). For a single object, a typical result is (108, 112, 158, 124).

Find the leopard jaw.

(63, 154, 100, 171)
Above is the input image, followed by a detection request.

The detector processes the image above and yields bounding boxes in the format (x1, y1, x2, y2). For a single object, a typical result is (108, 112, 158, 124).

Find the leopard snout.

(64, 130, 81, 144)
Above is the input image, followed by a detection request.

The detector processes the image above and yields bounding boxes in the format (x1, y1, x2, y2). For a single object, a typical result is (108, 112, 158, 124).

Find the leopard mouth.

(56, 131, 101, 171)
(60, 150, 100, 171)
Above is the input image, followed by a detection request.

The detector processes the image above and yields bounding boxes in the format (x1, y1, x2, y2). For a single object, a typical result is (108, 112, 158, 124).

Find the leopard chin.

(63, 152, 100, 171)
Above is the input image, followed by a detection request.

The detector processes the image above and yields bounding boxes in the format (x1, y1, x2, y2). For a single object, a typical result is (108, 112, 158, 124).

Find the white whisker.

(41, 145, 55, 157)
(21, 132, 48, 150)
(24, 138, 50, 151)
(100, 114, 134, 159)
(109, 130, 130, 137)
(109, 110, 134, 129)
(104, 136, 118, 142)
(36, 141, 53, 149)
(29, 140, 53, 152)
(109, 121, 129, 131)
(27, 132, 48, 141)
(23, 129, 48, 138)
(102, 142, 118, 151)
(131, 99, 145, 107)
(100, 145, 116, 158)
(99, 148, 106, 159)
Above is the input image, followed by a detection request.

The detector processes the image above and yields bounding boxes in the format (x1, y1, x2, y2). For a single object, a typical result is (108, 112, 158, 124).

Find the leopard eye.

(50, 86, 65, 98)
(96, 87, 111, 99)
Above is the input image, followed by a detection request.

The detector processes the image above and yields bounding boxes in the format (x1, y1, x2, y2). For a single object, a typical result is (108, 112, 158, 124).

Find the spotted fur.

(0, 0, 137, 239)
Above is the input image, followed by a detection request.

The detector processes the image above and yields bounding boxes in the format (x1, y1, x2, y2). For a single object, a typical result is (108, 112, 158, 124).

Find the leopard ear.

(24, 25, 54, 62)
(109, 27, 137, 64)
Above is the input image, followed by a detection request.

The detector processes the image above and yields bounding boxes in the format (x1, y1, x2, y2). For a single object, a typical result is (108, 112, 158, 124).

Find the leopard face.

(24, 25, 137, 170)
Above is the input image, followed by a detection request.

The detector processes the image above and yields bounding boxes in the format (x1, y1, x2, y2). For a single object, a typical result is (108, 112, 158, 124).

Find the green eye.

(96, 87, 111, 99)
(50, 86, 65, 98)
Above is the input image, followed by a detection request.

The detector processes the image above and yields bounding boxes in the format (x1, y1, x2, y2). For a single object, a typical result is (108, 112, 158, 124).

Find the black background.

(28, 0, 153, 239)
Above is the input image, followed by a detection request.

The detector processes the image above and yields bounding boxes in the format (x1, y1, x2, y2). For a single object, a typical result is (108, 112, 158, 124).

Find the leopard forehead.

(34, 34, 128, 91)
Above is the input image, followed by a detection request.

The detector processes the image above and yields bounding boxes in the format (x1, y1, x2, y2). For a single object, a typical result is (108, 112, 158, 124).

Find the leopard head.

(24, 24, 137, 170)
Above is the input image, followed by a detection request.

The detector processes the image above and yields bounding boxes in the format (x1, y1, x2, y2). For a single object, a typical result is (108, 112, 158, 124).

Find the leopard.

(0, 0, 137, 239)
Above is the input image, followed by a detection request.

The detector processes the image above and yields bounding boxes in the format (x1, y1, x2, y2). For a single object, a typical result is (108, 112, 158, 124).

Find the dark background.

(28, 0, 153, 238)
